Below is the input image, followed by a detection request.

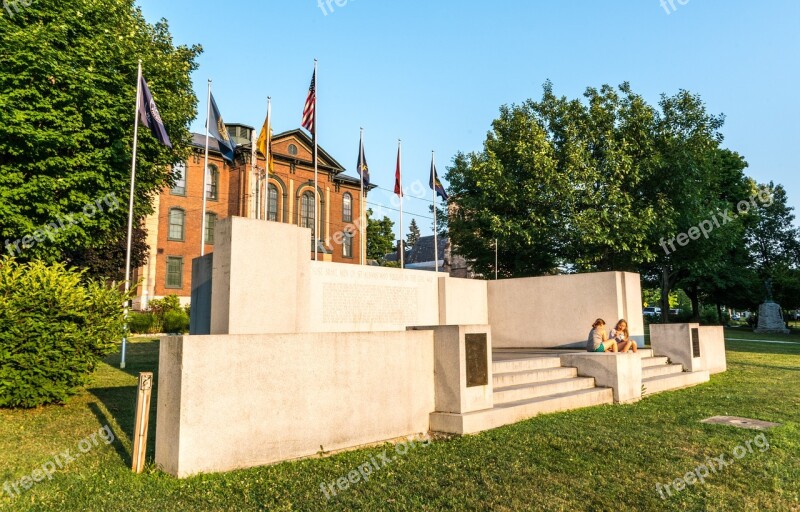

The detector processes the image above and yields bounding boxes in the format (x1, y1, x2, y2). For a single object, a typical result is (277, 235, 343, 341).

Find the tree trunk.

(687, 286, 700, 322)
(716, 303, 724, 325)
(660, 267, 671, 324)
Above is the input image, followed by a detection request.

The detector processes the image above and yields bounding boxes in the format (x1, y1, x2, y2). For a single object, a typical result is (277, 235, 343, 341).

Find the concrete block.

(698, 326, 727, 374)
(488, 271, 644, 349)
(155, 331, 435, 478)
(559, 353, 642, 403)
(650, 323, 726, 374)
(410, 325, 493, 415)
(438, 276, 488, 325)
(650, 323, 700, 372)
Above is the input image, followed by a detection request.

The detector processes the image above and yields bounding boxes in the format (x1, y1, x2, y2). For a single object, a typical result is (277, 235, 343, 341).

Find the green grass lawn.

(1, 332, 799, 511)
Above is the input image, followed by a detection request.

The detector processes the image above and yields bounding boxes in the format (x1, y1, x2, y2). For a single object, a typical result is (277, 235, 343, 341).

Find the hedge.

(0, 258, 128, 408)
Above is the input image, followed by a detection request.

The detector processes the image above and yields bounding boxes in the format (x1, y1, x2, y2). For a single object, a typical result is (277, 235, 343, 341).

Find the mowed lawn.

(1, 330, 799, 511)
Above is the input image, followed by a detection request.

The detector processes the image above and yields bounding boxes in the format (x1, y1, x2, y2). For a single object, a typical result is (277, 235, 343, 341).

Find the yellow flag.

(256, 114, 269, 156)
(268, 129, 274, 172)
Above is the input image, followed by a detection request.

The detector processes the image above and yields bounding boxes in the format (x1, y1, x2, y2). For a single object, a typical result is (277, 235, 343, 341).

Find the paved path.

(725, 338, 800, 345)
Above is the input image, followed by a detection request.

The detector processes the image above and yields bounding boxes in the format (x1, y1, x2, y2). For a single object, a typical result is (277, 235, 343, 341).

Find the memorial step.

(642, 363, 684, 379)
(492, 356, 562, 374)
(638, 348, 654, 358)
(493, 377, 597, 405)
(641, 356, 670, 368)
(492, 366, 578, 388)
(642, 370, 710, 395)
(430, 387, 614, 435)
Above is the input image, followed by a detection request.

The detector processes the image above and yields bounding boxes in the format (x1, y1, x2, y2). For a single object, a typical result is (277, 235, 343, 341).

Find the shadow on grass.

(89, 385, 159, 467)
(730, 362, 800, 372)
(88, 400, 131, 466)
(725, 341, 800, 356)
(104, 338, 161, 379)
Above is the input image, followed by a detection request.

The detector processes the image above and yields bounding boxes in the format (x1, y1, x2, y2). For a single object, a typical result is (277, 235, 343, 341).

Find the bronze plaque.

(465, 333, 488, 387)
(691, 327, 701, 358)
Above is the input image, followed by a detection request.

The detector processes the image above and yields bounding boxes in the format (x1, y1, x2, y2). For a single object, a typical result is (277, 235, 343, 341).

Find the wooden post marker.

(132, 372, 153, 473)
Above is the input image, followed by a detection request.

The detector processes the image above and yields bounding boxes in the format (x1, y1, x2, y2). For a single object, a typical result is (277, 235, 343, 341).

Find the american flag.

(302, 69, 316, 134)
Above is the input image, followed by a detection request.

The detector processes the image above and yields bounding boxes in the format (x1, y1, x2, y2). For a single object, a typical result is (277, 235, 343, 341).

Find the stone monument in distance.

(754, 279, 790, 334)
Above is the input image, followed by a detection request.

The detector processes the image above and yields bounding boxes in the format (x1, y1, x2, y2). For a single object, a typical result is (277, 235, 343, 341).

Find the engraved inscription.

(323, 283, 418, 325)
(465, 333, 488, 387)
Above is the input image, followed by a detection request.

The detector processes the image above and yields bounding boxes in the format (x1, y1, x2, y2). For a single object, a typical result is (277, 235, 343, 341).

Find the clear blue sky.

(137, 0, 800, 236)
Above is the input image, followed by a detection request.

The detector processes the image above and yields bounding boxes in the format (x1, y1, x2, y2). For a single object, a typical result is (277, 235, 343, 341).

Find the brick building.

(133, 124, 369, 309)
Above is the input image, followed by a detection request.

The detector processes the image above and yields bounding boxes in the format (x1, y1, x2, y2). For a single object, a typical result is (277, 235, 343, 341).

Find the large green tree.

(0, 0, 200, 278)
(447, 82, 663, 277)
(366, 208, 396, 262)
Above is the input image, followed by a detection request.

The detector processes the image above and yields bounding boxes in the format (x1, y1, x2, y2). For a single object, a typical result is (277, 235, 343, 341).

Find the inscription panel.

(465, 333, 488, 387)
(323, 283, 418, 325)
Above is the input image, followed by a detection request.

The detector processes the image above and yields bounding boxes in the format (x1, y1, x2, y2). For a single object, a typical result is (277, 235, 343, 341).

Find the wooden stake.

(132, 372, 153, 474)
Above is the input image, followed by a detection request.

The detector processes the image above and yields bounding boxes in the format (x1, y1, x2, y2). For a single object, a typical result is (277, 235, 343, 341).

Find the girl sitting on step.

(610, 319, 637, 353)
(587, 318, 618, 352)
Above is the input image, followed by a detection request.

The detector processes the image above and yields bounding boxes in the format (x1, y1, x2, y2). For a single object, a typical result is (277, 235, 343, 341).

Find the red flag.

(301, 69, 316, 134)
(394, 146, 403, 197)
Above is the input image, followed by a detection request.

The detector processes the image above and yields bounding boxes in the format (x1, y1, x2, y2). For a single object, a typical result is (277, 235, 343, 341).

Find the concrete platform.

(643, 370, 710, 395)
(430, 387, 614, 435)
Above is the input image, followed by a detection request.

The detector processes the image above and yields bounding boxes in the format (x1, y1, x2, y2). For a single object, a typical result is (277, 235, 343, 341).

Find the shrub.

(0, 258, 129, 408)
(700, 306, 721, 326)
(143, 294, 187, 333)
(162, 309, 190, 334)
(128, 312, 155, 334)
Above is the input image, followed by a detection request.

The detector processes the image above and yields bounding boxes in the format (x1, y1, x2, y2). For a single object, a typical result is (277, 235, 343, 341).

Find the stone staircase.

(430, 354, 613, 435)
(639, 348, 710, 395)
(430, 347, 711, 435)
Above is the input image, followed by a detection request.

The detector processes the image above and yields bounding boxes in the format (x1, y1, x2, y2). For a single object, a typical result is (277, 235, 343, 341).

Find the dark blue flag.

(138, 76, 172, 148)
(208, 93, 236, 164)
(430, 159, 448, 201)
(357, 136, 370, 188)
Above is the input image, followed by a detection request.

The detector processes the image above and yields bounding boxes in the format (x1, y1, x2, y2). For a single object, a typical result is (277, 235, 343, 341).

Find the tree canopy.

(445, 81, 798, 318)
(0, 0, 201, 279)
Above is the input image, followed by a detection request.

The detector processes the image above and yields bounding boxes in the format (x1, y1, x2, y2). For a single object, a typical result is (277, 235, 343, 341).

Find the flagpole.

(263, 97, 272, 222)
(495, 239, 499, 280)
(121, 60, 143, 369)
(359, 128, 365, 265)
(432, 151, 439, 273)
(201, 80, 211, 256)
(398, 139, 404, 269)
(250, 123, 257, 219)
(312, 59, 319, 261)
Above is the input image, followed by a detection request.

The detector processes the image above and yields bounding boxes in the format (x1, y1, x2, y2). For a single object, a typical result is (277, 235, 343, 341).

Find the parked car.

(643, 307, 662, 317)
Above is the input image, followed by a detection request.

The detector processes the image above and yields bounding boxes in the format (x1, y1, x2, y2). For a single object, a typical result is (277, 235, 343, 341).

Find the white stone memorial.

(152, 217, 723, 478)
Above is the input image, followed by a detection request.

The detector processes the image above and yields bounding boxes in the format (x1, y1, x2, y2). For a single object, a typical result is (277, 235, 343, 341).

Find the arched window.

(343, 230, 354, 259)
(268, 184, 279, 222)
(300, 191, 315, 236)
(342, 193, 353, 223)
(171, 162, 186, 196)
(168, 208, 185, 241)
(206, 165, 219, 200)
(204, 212, 217, 244)
(288, 144, 298, 156)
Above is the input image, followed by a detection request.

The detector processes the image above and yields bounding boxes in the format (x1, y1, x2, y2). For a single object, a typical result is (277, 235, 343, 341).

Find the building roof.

(191, 127, 375, 190)
(385, 236, 447, 264)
